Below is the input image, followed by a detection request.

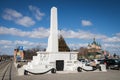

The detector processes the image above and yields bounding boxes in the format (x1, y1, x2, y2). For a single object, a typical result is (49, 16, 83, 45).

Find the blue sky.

(0, 0, 120, 55)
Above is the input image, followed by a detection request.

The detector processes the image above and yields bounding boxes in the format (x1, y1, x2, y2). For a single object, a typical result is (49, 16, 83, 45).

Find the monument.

(22, 7, 106, 75)
(46, 7, 58, 52)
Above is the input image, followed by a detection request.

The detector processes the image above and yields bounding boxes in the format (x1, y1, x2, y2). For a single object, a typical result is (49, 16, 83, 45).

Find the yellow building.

(87, 38, 101, 52)
(87, 38, 102, 59)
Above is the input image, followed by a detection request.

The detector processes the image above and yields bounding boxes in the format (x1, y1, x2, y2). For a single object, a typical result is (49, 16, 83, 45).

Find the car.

(103, 59, 120, 70)
(78, 59, 86, 62)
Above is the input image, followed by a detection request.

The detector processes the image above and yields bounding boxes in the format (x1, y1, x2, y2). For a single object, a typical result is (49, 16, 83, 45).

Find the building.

(87, 38, 101, 53)
(87, 38, 102, 59)
(14, 46, 24, 62)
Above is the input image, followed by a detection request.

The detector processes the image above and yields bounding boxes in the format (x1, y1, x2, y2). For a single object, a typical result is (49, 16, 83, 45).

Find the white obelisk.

(46, 7, 58, 52)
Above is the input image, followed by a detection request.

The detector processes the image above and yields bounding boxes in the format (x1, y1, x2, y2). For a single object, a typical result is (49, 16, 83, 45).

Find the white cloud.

(60, 29, 107, 40)
(0, 40, 12, 45)
(16, 16, 35, 27)
(103, 43, 120, 48)
(0, 40, 46, 48)
(2, 8, 35, 27)
(13, 40, 47, 50)
(2, 8, 22, 20)
(0, 26, 49, 38)
(3, 45, 12, 48)
(0, 28, 120, 55)
(0, 40, 47, 55)
(0, 26, 108, 40)
(116, 33, 120, 37)
(1, 26, 120, 46)
(102, 43, 120, 54)
(30, 27, 49, 38)
(68, 43, 88, 49)
(0, 26, 30, 37)
(103, 36, 120, 43)
(81, 20, 92, 26)
(29, 5, 45, 20)
(102, 32, 120, 43)
(14, 40, 37, 46)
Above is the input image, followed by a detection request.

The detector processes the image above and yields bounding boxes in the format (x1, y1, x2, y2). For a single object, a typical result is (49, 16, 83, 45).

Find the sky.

(0, 0, 120, 55)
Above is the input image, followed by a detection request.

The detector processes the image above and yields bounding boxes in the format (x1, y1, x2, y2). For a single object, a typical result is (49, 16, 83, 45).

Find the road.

(0, 61, 13, 80)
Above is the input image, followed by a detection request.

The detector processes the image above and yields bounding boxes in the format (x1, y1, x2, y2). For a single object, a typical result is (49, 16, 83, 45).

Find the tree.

(24, 46, 45, 60)
(78, 47, 88, 59)
(113, 53, 117, 58)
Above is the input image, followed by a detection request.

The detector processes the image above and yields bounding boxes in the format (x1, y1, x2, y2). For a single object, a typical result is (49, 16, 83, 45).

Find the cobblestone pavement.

(13, 69, 120, 80)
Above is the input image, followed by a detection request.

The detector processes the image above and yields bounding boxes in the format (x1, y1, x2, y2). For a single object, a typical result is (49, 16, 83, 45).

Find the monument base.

(22, 51, 107, 75)
(23, 52, 79, 74)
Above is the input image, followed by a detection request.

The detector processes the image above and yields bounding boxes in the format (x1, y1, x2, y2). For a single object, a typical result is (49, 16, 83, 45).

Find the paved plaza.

(14, 70, 120, 80)
(0, 61, 120, 80)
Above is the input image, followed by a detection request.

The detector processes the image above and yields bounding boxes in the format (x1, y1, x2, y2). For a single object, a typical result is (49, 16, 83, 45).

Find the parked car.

(89, 59, 102, 70)
(103, 59, 120, 70)
(78, 59, 102, 71)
